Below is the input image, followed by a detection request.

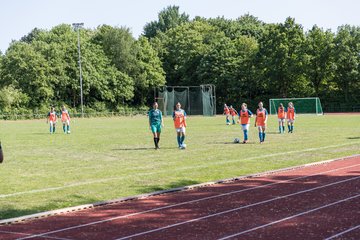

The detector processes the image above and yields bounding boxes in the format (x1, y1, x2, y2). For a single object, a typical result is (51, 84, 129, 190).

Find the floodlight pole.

(72, 23, 84, 118)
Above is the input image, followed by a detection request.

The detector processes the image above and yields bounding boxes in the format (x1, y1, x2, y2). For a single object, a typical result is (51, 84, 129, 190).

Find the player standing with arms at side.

(229, 105, 238, 125)
(286, 102, 296, 133)
(47, 106, 57, 134)
(223, 104, 230, 125)
(254, 101, 268, 143)
(277, 103, 286, 133)
(173, 102, 187, 149)
(61, 105, 71, 134)
(148, 102, 164, 150)
(238, 103, 253, 143)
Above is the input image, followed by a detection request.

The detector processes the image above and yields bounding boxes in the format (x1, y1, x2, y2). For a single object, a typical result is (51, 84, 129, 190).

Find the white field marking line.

(218, 194, 360, 240)
(18, 169, 360, 240)
(324, 224, 360, 240)
(0, 230, 72, 240)
(114, 176, 360, 240)
(1, 142, 358, 199)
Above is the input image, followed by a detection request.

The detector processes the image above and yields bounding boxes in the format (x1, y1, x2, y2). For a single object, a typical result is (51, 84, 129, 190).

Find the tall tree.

(332, 25, 360, 103)
(143, 5, 189, 38)
(257, 18, 308, 98)
(1, 42, 51, 108)
(94, 25, 136, 74)
(132, 36, 165, 105)
(303, 26, 335, 97)
(160, 21, 223, 86)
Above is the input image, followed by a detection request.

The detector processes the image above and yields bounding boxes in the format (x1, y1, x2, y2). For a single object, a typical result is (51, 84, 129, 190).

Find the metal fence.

(0, 110, 149, 120)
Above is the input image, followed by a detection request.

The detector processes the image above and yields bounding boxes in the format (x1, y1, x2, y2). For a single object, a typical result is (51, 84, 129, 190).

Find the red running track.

(0, 156, 359, 240)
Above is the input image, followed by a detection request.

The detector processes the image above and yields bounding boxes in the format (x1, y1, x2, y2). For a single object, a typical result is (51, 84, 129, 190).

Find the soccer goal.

(154, 85, 216, 116)
(269, 97, 323, 115)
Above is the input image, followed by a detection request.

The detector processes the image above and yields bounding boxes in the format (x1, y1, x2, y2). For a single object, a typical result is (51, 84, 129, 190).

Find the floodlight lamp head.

(72, 23, 84, 29)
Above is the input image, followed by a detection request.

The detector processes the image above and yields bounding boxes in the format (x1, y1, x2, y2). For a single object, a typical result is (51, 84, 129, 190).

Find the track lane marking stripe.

(324, 224, 360, 240)
(113, 176, 360, 239)
(15, 164, 360, 240)
(219, 194, 360, 240)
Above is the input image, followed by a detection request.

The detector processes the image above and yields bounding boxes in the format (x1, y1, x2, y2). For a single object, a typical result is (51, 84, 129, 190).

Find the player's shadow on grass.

(113, 147, 177, 151)
(212, 142, 257, 145)
(266, 131, 280, 134)
(348, 137, 360, 140)
(135, 179, 201, 193)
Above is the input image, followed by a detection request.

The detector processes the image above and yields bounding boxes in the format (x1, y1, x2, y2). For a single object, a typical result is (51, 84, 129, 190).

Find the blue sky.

(1, 0, 360, 53)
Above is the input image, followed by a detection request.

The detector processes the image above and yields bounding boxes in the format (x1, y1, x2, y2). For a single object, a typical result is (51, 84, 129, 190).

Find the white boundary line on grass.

(13, 162, 360, 239)
(1, 142, 358, 200)
(324, 225, 360, 240)
(113, 176, 360, 240)
(218, 194, 360, 240)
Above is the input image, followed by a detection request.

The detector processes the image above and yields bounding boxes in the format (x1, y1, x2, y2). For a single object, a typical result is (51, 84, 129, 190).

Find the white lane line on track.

(0, 230, 72, 240)
(113, 176, 360, 240)
(324, 224, 360, 240)
(218, 194, 360, 240)
(14, 163, 360, 240)
(2, 142, 358, 198)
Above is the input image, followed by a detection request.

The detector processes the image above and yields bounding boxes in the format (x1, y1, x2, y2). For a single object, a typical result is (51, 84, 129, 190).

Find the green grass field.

(0, 114, 359, 220)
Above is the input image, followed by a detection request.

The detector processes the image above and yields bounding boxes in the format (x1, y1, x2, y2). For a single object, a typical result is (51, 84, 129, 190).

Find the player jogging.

(254, 101, 268, 143)
(47, 107, 57, 134)
(223, 104, 230, 125)
(229, 105, 238, 125)
(238, 103, 253, 144)
(286, 102, 296, 133)
(277, 103, 286, 133)
(60, 105, 71, 134)
(173, 102, 187, 149)
(148, 102, 164, 150)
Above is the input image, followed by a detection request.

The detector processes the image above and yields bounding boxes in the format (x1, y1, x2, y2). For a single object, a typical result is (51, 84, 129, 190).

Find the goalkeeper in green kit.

(148, 102, 164, 149)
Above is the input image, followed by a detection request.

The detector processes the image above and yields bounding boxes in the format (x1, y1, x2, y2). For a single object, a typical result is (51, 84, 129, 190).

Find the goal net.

(155, 85, 216, 116)
(269, 97, 323, 115)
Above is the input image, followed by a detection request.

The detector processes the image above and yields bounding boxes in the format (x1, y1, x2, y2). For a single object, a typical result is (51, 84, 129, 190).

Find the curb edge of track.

(1, 154, 359, 225)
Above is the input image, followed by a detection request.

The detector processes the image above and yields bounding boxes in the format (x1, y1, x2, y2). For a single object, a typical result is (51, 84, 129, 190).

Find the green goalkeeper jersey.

(148, 109, 162, 125)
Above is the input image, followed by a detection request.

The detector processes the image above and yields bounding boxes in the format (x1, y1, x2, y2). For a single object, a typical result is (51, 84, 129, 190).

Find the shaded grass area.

(0, 114, 359, 219)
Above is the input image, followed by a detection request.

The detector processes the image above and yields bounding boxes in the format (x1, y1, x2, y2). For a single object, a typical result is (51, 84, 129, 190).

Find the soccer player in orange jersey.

(223, 104, 230, 125)
(286, 102, 296, 133)
(173, 102, 187, 149)
(229, 105, 238, 125)
(277, 103, 286, 133)
(47, 106, 57, 134)
(60, 105, 71, 134)
(238, 103, 253, 143)
(254, 101, 268, 143)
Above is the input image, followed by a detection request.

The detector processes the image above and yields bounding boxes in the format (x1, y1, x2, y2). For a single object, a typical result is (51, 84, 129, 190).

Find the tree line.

(0, 6, 359, 115)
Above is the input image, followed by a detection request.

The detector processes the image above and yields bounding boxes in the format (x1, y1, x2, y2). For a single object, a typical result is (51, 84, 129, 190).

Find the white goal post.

(269, 97, 323, 115)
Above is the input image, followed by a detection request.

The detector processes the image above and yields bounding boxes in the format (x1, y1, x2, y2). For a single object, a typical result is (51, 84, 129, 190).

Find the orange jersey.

(48, 112, 57, 122)
(239, 110, 251, 124)
(173, 109, 187, 128)
(278, 107, 286, 119)
(287, 107, 295, 120)
(224, 107, 230, 115)
(61, 110, 70, 121)
(229, 108, 237, 116)
(256, 108, 268, 126)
